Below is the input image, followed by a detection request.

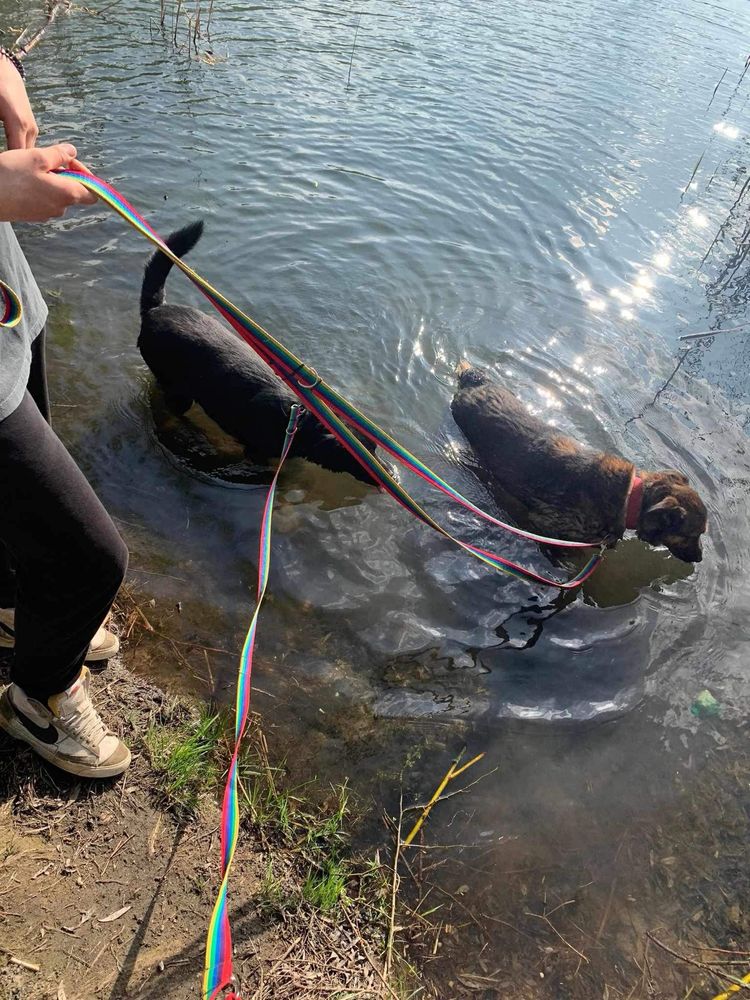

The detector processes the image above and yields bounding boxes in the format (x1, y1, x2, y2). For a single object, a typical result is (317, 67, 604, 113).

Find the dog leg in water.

(163, 390, 194, 416)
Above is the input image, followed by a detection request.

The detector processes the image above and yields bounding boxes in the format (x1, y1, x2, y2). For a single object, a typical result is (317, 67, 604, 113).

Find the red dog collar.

(625, 475, 644, 530)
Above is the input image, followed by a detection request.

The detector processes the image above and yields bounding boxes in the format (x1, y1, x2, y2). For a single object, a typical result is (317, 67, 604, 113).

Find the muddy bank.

(0, 652, 401, 1000)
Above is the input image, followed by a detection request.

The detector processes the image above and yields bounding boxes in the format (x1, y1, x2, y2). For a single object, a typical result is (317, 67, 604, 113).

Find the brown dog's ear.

(663, 469, 689, 485)
(646, 495, 686, 526)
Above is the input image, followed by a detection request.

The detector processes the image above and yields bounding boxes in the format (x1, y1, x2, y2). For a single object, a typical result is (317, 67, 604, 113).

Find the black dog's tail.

(140, 220, 204, 315)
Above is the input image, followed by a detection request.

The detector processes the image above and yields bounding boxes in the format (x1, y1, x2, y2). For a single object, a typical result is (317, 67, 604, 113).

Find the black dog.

(138, 221, 377, 483)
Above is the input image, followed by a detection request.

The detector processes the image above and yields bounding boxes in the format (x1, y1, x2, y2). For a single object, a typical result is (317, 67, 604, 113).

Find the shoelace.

(59, 690, 108, 750)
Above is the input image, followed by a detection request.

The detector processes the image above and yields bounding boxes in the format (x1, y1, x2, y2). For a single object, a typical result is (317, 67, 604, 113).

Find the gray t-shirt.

(0, 222, 48, 421)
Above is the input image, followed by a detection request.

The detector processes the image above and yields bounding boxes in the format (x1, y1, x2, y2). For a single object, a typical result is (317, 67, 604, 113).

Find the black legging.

(0, 331, 128, 700)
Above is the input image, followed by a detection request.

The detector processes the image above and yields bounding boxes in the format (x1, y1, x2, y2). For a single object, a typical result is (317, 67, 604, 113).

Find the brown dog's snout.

(672, 539, 703, 563)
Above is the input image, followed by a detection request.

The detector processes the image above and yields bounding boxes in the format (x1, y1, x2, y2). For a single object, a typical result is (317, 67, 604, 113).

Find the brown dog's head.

(637, 470, 707, 563)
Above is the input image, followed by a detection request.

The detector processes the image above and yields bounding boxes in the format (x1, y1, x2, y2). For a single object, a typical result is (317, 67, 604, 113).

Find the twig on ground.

(343, 908, 401, 1000)
(248, 937, 301, 1000)
(384, 790, 403, 977)
(647, 932, 750, 992)
(8, 955, 41, 972)
(526, 910, 589, 965)
(97, 834, 134, 879)
(116, 585, 155, 632)
(403, 751, 485, 847)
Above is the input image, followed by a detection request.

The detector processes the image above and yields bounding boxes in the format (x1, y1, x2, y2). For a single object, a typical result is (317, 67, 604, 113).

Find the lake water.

(4, 0, 750, 992)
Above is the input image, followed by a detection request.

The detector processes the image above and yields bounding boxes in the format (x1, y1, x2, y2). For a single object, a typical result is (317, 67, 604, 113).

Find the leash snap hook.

(288, 402, 305, 429)
(222, 975, 241, 1000)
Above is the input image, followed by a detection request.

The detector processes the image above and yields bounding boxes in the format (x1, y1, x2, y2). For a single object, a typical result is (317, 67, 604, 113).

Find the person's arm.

(0, 52, 96, 221)
(0, 48, 37, 149)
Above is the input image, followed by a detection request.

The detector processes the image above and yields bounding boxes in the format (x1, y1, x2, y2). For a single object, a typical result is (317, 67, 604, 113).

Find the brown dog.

(451, 365, 707, 563)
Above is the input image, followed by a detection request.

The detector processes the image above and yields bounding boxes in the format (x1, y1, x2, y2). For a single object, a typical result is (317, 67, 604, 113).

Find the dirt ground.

(0, 657, 392, 1000)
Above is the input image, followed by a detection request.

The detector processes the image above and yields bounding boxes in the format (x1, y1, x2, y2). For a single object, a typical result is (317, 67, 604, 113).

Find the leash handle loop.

(0, 279, 22, 328)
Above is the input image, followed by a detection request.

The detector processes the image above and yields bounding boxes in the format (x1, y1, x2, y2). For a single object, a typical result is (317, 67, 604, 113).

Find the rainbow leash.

(56, 167, 605, 590)
(0, 279, 22, 328)
(203, 403, 302, 1000)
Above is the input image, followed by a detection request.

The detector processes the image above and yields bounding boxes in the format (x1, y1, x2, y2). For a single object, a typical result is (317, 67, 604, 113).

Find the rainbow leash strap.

(56, 168, 604, 592)
(0, 279, 22, 328)
(204, 402, 302, 1000)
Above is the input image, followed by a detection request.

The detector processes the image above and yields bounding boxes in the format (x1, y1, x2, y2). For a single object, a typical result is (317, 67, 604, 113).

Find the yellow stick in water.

(402, 752, 485, 847)
(711, 972, 750, 1000)
(714, 972, 750, 1000)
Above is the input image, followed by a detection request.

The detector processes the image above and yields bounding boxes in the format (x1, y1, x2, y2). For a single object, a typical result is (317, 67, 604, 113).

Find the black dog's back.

(139, 302, 295, 444)
(138, 223, 378, 481)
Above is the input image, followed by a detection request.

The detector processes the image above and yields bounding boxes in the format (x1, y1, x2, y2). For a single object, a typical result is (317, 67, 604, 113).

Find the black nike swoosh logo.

(11, 702, 59, 745)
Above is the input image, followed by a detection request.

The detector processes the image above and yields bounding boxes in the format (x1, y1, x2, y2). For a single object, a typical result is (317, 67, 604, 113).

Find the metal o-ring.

(296, 366, 321, 389)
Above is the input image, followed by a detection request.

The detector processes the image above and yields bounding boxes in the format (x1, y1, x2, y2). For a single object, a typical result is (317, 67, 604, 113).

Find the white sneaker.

(0, 608, 119, 662)
(0, 666, 131, 778)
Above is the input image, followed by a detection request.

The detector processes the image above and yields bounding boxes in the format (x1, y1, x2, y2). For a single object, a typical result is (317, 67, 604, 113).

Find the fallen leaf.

(98, 905, 132, 923)
(58, 984, 67, 1000)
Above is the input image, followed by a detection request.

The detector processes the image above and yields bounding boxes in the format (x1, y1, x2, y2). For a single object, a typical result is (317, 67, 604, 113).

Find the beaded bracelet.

(0, 46, 26, 81)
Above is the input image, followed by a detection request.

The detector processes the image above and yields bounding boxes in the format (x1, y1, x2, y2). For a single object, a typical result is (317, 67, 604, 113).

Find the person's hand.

(0, 54, 38, 149)
(0, 144, 97, 222)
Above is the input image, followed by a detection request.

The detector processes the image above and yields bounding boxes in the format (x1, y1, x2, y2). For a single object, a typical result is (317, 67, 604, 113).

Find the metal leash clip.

(290, 360, 322, 390)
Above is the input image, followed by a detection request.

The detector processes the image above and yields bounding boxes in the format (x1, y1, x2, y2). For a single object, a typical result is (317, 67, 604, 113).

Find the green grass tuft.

(302, 856, 349, 911)
(306, 782, 349, 849)
(144, 707, 222, 815)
